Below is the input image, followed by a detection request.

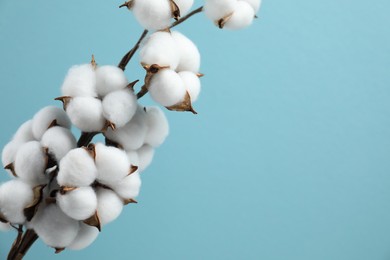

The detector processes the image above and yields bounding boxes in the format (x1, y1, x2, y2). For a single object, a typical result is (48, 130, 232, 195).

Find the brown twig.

(118, 29, 148, 71)
(170, 6, 203, 29)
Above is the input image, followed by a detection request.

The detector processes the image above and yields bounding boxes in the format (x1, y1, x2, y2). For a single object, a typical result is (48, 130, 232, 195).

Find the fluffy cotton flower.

(224, 1, 255, 30)
(0, 179, 33, 224)
(96, 188, 123, 226)
(41, 127, 77, 161)
(111, 172, 141, 200)
(102, 89, 137, 128)
(66, 97, 106, 132)
(32, 106, 71, 140)
(148, 69, 186, 107)
(14, 141, 47, 185)
(57, 187, 97, 221)
(68, 223, 99, 250)
(171, 31, 201, 73)
(126, 150, 140, 166)
(140, 32, 180, 70)
(95, 143, 130, 185)
(61, 64, 97, 97)
(174, 0, 194, 16)
(178, 71, 201, 102)
(57, 148, 97, 187)
(13, 120, 35, 143)
(105, 106, 148, 151)
(31, 204, 80, 248)
(240, 0, 261, 13)
(95, 65, 128, 97)
(131, 0, 172, 30)
(144, 106, 169, 147)
(204, 0, 237, 21)
(2, 141, 20, 173)
(137, 145, 155, 172)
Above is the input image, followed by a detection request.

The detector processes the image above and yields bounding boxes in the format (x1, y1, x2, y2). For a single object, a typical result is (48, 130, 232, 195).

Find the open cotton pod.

(32, 106, 71, 140)
(178, 71, 201, 102)
(171, 31, 201, 73)
(57, 186, 98, 221)
(204, 0, 237, 23)
(240, 0, 261, 13)
(144, 106, 169, 147)
(57, 148, 97, 187)
(65, 97, 106, 132)
(61, 64, 97, 98)
(223, 1, 255, 30)
(2, 141, 21, 177)
(111, 172, 141, 200)
(137, 145, 155, 172)
(41, 127, 77, 161)
(68, 223, 99, 250)
(31, 204, 80, 249)
(14, 141, 48, 185)
(0, 179, 34, 224)
(130, 0, 173, 30)
(140, 32, 180, 70)
(96, 188, 124, 226)
(95, 65, 128, 97)
(102, 88, 137, 128)
(174, 0, 194, 16)
(95, 143, 131, 185)
(13, 120, 35, 143)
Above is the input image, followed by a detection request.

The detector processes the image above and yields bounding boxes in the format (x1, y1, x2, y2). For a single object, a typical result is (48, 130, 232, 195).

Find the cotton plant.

(1, 0, 262, 258)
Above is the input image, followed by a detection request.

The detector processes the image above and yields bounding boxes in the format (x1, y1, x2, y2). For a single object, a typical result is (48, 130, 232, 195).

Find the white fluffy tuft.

(144, 106, 169, 147)
(61, 64, 97, 97)
(174, 0, 194, 16)
(204, 0, 238, 21)
(68, 223, 99, 250)
(240, 0, 261, 13)
(0, 222, 11, 231)
(66, 97, 106, 132)
(13, 120, 35, 143)
(57, 187, 97, 221)
(126, 150, 140, 166)
(32, 106, 71, 140)
(102, 89, 137, 128)
(111, 172, 141, 200)
(224, 1, 255, 30)
(132, 0, 172, 30)
(2, 141, 20, 171)
(171, 31, 201, 73)
(41, 127, 77, 161)
(137, 144, 155, 172)
(178, 71, 201, 102)
(95, 66, 128, 97)
(96, 188, 123, 226)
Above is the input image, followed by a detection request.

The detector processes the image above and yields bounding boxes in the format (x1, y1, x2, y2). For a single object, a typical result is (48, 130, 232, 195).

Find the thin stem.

(7, 229, 38, 260)
(170, 6, 203, 29)
(118, 29, 148, 71)
(77, 132, 99, 148)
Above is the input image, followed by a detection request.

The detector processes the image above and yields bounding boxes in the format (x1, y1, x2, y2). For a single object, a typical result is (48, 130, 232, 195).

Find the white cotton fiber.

(137, 144, 155, 172)
(2, 141, 20, 171)
(149, 69, 186, 107)
(32, 106, 71, 140)
(204, 0, 237, 21)
(0, 179, 33, 224)
(171, 31, 201, 73)
(111, 172, 141, 200)
(144, 106, 169, 147)
(0, 222, 11, 231)
(66, 97, 106, 132)
(240, 0, 261, 13)
(41, 127, 77, 161)
(57, 187, 97, 221)
(224, 1, 254, 30)
(61, 64, 97, 97)
(31, 204, 80, 248)
(13, 120, 35, 143)
(96, 188, 123, 226)
(95, 143, 130, 185)
(57, 148, 97, 187)
(14, 141, 47, 185)
(68, 223, 99, 250)
(178, 71, 201, 102)
(132, 0, 172, 30)
(102, 89, 137, 128)
(126, 150, 140, 166)
(105, 106, 148, 151)
(174, 0, 194, 16)
(140, 32, 180, 70)
(95, 65, 128, 97)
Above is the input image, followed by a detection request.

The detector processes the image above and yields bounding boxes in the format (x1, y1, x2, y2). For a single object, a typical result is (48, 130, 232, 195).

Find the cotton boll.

(171, 31, 200, 73)
(68, 223, 99, 250)
(2, 141, 20, 174)
(61, 64, 97, 97)
(137, 145, 155, 172)
(96, 188, 123, 226)
(57, 187, 97, 221)
(204, 0, 237, 21)
(102, 89, 137, 128)
(95, 143, 130, 185)
(66, 97, 106, 132)
(57, 148, 97, 187)
(0, 179, 33, 224)
(31, 204, 80, 248)
(174, 0, 194, 16)
(140, 32, 180, 70)
(149, 69, 186, 107)
(126, 150, 140, 166)
(178, 71, 201, 103)
(111, 172, 141, 200)
(32, 106, 71, 140)
(144, 106, 169, 147)
(14, 141, 47, 185)
(105, 107, 148, 151)
(13, 120, 35, 143)
(240, 0, 261, 13)
(41, 127, 77, 161)
(223, 1, 255, 30)
(132, 0, 172, 30)
(95, 66, 128, 97)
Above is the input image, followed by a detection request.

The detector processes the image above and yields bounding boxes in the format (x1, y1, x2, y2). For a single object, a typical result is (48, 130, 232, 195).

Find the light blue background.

(1, 0, 390, 259)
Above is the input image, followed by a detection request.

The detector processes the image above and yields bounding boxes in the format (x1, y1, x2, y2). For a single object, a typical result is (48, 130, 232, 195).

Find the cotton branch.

(118, 29, 148, 71)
